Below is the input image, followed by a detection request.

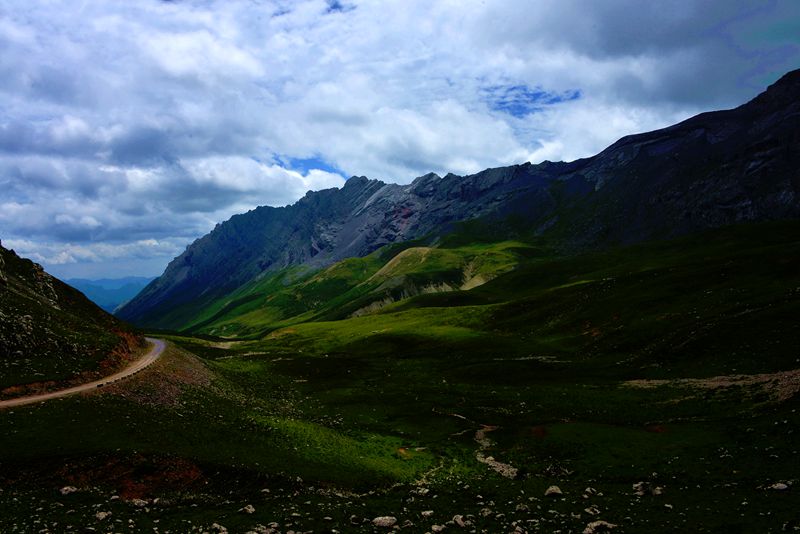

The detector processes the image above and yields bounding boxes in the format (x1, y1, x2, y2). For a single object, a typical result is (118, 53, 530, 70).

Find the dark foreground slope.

(118, 70, 800, 329)
(0, 242, 143, 395)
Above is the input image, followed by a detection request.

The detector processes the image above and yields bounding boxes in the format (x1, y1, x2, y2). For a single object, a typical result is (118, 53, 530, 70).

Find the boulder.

(372, 516, 397, 527)
(545, 485, 563, 497)
(583, 520, 617, 534)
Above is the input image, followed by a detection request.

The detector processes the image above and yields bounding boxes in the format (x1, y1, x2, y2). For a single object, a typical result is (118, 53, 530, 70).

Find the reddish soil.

(529, 425, 548, 439)
(57, 454, 206, 500)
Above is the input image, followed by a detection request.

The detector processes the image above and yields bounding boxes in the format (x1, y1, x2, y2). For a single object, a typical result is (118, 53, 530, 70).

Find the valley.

(1, 221, 798, 532)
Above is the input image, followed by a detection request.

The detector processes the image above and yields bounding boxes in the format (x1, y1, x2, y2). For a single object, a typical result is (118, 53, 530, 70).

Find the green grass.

(250, 415, 431, 483)
(183, 240, 533, 337)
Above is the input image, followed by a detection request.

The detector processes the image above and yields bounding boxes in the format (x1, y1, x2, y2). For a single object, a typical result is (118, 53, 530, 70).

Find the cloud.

(0, 0, 797, 278)
(1, 237, 190, 279)
(144, 30, 264, 82)
(3, 238, 183, 265)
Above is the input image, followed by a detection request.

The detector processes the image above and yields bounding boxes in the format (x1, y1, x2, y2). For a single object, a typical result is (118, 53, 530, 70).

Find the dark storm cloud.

(478, 0, 800, 107)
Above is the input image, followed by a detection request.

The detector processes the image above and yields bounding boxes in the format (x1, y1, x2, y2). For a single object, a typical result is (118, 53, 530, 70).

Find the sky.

(0, 0, 798, 279)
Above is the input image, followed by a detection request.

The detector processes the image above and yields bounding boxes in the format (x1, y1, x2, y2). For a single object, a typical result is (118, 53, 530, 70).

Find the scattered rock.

(545, 485, 563, 497)
(95, 511, 111, 521)
(633, 481, 663, 496)
(584, 505, 601, 516)
(241, 504, 256, 514)
(583, 520, 617, 534)
(453, 514, 466, 527)
(130, 498, 148, 508)
(421, 510, 434, 518)
(475, 452, 519, 479)
(769, 482, 789, 491)
(210, 523, 228, 533)
(59, 486, 77, 495)
(431, 525, 446, 533)
(372, 516, 397, 527)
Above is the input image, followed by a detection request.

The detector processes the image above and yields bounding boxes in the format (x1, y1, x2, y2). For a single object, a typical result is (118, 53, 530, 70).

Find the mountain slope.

(185, 240, 531, 337)
(0, 241, 144, 395)
(118, 69, 800, 330)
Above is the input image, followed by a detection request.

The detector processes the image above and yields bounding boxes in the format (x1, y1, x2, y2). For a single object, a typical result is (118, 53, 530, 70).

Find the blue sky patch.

(273, 155, 344, 177)
(325, 0, 355, 14)
(483, 84, 582, 117)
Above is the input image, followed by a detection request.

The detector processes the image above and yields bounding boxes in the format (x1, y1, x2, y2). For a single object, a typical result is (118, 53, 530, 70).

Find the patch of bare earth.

(475, 425, 518, 479)
(99, 343, 214, 407)
(56, 454, 206, 500)
(207, 340, 242, 349)
(625, 368, 800, 403)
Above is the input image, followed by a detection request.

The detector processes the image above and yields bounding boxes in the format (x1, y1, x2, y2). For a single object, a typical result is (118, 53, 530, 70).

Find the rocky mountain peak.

(342, 175, 376, 190)
(409, 172, 442, 197)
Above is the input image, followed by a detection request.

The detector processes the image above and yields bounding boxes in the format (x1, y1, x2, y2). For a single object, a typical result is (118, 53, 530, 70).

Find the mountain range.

(117, 69, 800, 331)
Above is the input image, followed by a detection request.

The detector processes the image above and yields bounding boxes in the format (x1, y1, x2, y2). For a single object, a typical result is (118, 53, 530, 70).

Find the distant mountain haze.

(117, 69, 800, 330)
(66, 277, 155, 313)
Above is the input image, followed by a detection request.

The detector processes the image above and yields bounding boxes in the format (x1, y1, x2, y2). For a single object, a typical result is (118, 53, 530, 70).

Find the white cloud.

(3, 237, 186, 265)
(181, 156, 343, 195)
(524, 98, 693, 164)
(144, 30, 263, 82)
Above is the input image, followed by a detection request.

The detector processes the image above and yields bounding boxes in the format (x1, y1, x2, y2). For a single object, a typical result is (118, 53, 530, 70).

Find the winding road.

(0, 337, 165, 409)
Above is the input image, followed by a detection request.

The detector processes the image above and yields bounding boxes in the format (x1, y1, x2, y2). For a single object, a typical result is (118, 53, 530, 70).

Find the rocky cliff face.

(0, 241, 143, 395)
(118, 69, 800, 329)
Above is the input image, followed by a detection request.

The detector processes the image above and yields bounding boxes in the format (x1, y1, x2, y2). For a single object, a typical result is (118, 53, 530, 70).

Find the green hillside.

(181, 240, 530, 337)
(175, 217, 799, 383)
(231, 220, 800, 379)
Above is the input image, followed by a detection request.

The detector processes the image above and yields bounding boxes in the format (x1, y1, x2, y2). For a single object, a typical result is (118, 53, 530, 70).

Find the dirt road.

(0, 337, 165, 409)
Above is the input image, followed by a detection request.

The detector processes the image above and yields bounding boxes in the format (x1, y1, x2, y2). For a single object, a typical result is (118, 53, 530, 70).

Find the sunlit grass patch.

(250, 415, 433, 483)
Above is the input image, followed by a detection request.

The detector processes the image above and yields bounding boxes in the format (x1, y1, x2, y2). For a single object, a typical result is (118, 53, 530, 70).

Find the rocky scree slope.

(0, 241, 143, 395)
(118, 69, 800, 329)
